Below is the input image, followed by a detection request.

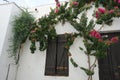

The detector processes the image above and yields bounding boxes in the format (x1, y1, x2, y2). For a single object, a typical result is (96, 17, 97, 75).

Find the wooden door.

(98, 32, 120, 80)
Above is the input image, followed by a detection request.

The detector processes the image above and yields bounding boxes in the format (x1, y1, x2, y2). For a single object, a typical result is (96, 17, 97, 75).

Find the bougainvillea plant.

(95, 0, 120, 25)
(95, 7, 120, 25)
(69, 12, 119, 80)
(11, 0, 120, 80)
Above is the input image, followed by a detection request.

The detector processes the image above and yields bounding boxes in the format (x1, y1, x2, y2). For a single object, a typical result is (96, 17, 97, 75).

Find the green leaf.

(80, 13, 88, 28)
(79, 47, 84, 51)
(80, 67, 94, 76)
(87, 19, 95, 31)
(70, 58, 78, 67)
(64, 2, 68, 8)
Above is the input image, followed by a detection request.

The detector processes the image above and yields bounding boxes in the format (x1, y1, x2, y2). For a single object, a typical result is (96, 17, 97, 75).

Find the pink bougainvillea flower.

(110, 37, 119, 43)
(90, 30, 101, 39)
(115, 0, 120, 3)
(118, 0, 120, 3)
(94, 32, 101, 39)
(109, 10, 114, 14)
(90, 30, 97, 37)
(73, 1, 79, 6)
(95, 11, 99, 18)
(55, 8, 59, 13)
(98, 8, 106, 14)
(57, 3, 60, 7)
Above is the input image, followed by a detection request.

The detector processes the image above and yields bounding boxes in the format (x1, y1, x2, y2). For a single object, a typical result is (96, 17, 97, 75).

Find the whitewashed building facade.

(0, 2, 120, 80)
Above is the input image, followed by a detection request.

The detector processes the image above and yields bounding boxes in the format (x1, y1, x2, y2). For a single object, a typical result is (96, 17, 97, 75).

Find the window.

(98, 32, 120, 80)
(45, 35, 69, 76)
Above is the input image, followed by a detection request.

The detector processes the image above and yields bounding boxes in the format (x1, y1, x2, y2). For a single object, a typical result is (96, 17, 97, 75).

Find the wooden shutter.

(109, 33, 120, 80)
(98, 32, 120, 80)
(45, 38, 57, 75)
(98, 50, 114, 80)
(45, 35, 69, 76)
(56, 35, 69, 76)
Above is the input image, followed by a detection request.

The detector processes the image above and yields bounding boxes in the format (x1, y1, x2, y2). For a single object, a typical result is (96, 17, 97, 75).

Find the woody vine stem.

(84, 36, 93, 80)
(83, 34, 95, 80)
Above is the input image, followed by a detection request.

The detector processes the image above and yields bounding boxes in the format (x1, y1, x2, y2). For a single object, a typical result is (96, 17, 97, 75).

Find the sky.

(0, 0, 66, 7)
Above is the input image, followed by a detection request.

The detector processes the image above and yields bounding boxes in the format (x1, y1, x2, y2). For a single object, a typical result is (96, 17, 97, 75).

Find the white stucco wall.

(0, 3, 12, 56)
(0, 3, 22, 80)
(15, 3, 120, 80)
(0, 2, 118, 80)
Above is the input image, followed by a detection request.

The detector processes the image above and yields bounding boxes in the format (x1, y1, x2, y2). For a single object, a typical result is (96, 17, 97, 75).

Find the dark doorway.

(98, 32, 120, 80)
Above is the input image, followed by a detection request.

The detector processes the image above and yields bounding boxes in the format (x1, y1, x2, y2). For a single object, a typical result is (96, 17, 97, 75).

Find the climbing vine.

(11, 0, 120, 80)
(10, 10, 35, 58)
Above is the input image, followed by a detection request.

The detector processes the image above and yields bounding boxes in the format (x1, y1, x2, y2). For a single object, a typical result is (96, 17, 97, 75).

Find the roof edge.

(0, 2, 23, 11)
